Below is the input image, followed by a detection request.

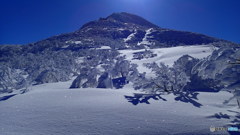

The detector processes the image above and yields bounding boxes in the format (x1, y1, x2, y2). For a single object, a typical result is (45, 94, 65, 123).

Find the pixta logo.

(228, 127, 239, 132)
(209, 126, 227, 132)
(210, 126, 240, 133)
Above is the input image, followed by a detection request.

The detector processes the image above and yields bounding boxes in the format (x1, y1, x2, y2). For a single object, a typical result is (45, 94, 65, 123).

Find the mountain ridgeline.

(0, 12, 239, 94)
(6, 12, 231, 54)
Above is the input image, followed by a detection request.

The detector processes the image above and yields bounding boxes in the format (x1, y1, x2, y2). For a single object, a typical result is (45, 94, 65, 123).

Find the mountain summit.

(106, 12, 159, 28)
(25, 12, 232, 53)
(81, 12, 158, 30)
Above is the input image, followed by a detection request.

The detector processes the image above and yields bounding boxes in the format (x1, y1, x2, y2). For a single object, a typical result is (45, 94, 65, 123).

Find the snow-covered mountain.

(1, 12, 240, 135)
(24, 12, 233, 52)
(0, 12, 239, 94)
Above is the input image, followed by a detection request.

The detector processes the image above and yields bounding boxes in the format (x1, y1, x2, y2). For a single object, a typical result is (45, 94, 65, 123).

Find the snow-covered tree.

(0, 65, 28, 93)
(192, 46, 240, 108)
(148, 62, 173, 92)
(112, 56, 130, 78)
(70, 67, 100, 88)
(70, 49, 121, 89)
(97, 72, 113, 88)
(132, 49, 157, 60)
(143, 61, 190, 93)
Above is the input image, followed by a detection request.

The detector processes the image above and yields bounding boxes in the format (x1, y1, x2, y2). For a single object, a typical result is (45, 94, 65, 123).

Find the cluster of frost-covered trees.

(0, 65, 28, 94)
(1, 42, 240, 108)
(0, 48, 120, 93)
(133, 47, 239, 93)
(193, 46, 240, 107)
(132, 49, 157, 60)
(129, 55, 198, 96)
(0, 50, 76, 93)
(70, 51, 137, 89)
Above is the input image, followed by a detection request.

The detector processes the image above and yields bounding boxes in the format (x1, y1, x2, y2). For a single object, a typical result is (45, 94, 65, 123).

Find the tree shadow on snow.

(173, 91, 203, 108)
(0, 94, 17, 101)
(124, 93, 167, 105)
(206, 112, 231, 119)
(206, 110, 240, 135)
(227, 110, 240, 124)
(124, 91, 202, 107)
(0, 89, 28, 102)
(206, 110, 240, 122)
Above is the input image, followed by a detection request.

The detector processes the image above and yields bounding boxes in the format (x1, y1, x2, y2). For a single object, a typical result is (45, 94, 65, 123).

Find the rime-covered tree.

(0, 64, 28, 93)
(134, 59, 191, 94)
(112, 56, 130, 78)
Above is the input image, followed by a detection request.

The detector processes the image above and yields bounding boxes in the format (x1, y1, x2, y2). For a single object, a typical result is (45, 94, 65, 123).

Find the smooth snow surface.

(0, 80, 238, 135)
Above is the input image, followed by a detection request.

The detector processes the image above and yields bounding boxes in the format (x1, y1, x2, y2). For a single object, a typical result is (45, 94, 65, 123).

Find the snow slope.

(0, 80, 238, 135)
(119, 45, 215, 77)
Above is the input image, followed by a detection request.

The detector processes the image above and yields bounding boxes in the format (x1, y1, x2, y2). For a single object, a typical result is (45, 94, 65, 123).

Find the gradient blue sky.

(0, 0, 240, 44)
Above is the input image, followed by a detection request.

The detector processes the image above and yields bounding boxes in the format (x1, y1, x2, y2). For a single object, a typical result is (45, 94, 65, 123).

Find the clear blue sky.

(0, 0, 240, 44)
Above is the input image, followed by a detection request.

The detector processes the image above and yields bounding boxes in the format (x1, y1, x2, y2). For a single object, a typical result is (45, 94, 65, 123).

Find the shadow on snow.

(125, 91, 202, 108)
(206, 110, 240, 135)
(124, 93, 167, 105)
(0, 94, 17, 101)
(0, 89, 28, 102)
(173, 91, 202, 108)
